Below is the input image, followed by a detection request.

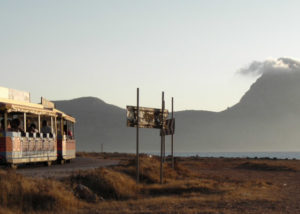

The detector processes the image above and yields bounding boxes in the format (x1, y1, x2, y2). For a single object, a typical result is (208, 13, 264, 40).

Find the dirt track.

(10, 157, 119, 179)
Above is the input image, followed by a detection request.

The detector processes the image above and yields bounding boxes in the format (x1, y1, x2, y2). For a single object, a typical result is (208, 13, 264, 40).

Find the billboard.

(126, 106, 168, 129)
(0, 86, 31, 103)
(162, 118, 175, 135)
(41, 97, 55, 109)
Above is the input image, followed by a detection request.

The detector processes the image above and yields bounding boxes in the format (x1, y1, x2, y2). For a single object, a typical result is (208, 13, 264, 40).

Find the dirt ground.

(82, 155, 300, 214)
(3, 153, 300, 213)
(3, 157, 119, 179)
(178, 157, 300, 214)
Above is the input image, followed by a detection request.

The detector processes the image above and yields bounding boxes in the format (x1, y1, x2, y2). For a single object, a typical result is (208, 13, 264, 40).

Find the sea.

(147, 152, 300, 160)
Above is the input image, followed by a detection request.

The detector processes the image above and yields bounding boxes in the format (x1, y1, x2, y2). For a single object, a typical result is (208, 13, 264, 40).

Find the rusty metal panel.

(6, 137, 12, 151)
(0, 86, 30, 103)
(66, 140, 76, 150)
(164, 118, 175, 135)
(41, 97, 55, 109)
(126, 106, 168, 129)
(12, 137, 21, 152)
(0, 137, 6, 152)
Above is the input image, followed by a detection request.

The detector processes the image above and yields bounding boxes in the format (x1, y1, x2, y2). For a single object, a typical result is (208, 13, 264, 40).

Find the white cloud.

(238, 57, 300, 76)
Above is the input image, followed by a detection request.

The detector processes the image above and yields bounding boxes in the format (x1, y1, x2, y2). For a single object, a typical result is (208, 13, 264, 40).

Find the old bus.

(0, 87, 76, 168)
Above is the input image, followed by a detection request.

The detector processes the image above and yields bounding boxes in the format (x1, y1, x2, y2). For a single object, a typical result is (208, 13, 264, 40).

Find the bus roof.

(0, 97, 76, 123)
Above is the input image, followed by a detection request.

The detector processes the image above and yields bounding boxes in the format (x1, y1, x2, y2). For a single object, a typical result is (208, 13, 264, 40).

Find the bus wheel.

(10, 164, 17, 169)
(45, 161, 52, 167)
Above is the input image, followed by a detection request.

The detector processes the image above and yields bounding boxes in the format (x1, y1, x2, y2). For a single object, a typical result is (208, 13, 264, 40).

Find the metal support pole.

(171, 97, 174, 169)
(51, 117, 53, 133)
(163, 136, 165, 163)
(54, 117, 57, 137)
(160, 91, 164, 184)
(38, 115, 41, 133)
(4, 112, 7, 131)
(61, 118, 64, 136)
(72, 122, 75, 138)
(136, 88, 140, 184)
(24, 113, 26, 132)
(163, 99, 166, 163)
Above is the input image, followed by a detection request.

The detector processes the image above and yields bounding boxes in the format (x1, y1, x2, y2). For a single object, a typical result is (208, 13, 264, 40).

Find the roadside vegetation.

(0, 169, 80, 214)
(0, 153, 299, 213)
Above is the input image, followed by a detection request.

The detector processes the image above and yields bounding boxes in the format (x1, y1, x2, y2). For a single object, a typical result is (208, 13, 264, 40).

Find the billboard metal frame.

(127, 88, 175, 184)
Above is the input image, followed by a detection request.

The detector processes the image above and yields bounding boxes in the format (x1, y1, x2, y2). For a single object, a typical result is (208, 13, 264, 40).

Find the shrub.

(0, 169, 79, 212)
(70, 168, 138, 200)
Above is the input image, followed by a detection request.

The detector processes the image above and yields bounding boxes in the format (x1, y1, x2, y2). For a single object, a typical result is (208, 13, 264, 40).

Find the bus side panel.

(65, 139, 76, 160)
(1, 137, 13, 163)
(57, 137, 64, 160)
(14, 136, 57, 164)
(9, 136, 22, 162)
(2, 132, 57, 164)
(0, 132, 18, 164)
(0, 136, 8, 163)
(57, 136, 75, 160)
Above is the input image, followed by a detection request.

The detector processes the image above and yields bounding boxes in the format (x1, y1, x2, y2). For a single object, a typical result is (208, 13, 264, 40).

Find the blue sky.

(1, 0, 300, 111)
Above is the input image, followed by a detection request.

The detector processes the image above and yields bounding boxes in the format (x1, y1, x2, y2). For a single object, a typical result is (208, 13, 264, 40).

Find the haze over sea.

(149, 152, 300, 160)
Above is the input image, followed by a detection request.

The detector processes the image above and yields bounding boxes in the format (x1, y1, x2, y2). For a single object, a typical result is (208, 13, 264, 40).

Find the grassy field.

(1, 153, 300, 213)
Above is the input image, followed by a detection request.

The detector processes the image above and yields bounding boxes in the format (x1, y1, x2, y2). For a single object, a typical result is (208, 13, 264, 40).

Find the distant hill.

(54, 70, 300, 153)
(54, 97, 159, 152)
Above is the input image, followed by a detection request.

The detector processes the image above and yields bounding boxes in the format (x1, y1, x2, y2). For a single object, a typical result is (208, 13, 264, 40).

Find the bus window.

(8, 113, 24, 133)
(63, 120, 74, 140)
(0, 112, 4, 131)
(63, 120, 67, 136)
(57, 118, 62, 136)
(71, 122, 75, 139)
(67, 121, 74, 139)
(40, 116, 53, 136)
(26, 113, 39, 136)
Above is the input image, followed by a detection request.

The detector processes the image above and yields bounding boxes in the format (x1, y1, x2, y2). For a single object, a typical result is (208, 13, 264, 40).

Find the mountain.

(54, 97, 159, 152)
(175, 70, 300, 152)
(54, 70, 300, 152)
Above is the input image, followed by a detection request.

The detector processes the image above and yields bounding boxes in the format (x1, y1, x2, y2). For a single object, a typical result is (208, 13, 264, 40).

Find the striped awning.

(0, 98, 76, 123)
(4, 103, 56, 116)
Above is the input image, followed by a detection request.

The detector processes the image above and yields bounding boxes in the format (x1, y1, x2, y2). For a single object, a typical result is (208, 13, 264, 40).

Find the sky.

(1, 0, 300, 111)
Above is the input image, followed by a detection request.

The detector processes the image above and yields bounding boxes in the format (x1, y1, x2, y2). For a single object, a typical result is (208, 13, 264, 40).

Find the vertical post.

(72, 122, 75, 139)
(171, 97, 174, 169)
(163, 99, 166, 163)
(136, 88, 140, 184)
(55, 117, 57, 137)
(160, 91, 164, 184)
(24, 113, 27, 132)
(4, 112, 7, 131)
(61, 118, 64, 136)
(51, 117, 53, 133)
(38, 115, 41, 133)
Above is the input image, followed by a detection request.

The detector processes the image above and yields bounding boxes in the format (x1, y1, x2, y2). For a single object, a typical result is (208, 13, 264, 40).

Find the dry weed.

(0, 169, 80, 213)
(70, 167, 138, 200)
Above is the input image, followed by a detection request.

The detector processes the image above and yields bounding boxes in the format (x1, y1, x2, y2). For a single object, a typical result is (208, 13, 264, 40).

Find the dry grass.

(0, 169, 82, 213)
(76, 152, 135, 160)
(70, 167, 138, 200)
(1, 154, 299, 213)
(141, 179, 223, 196)
(237, 161, 297, 171)
(113, 155, 196, 184)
